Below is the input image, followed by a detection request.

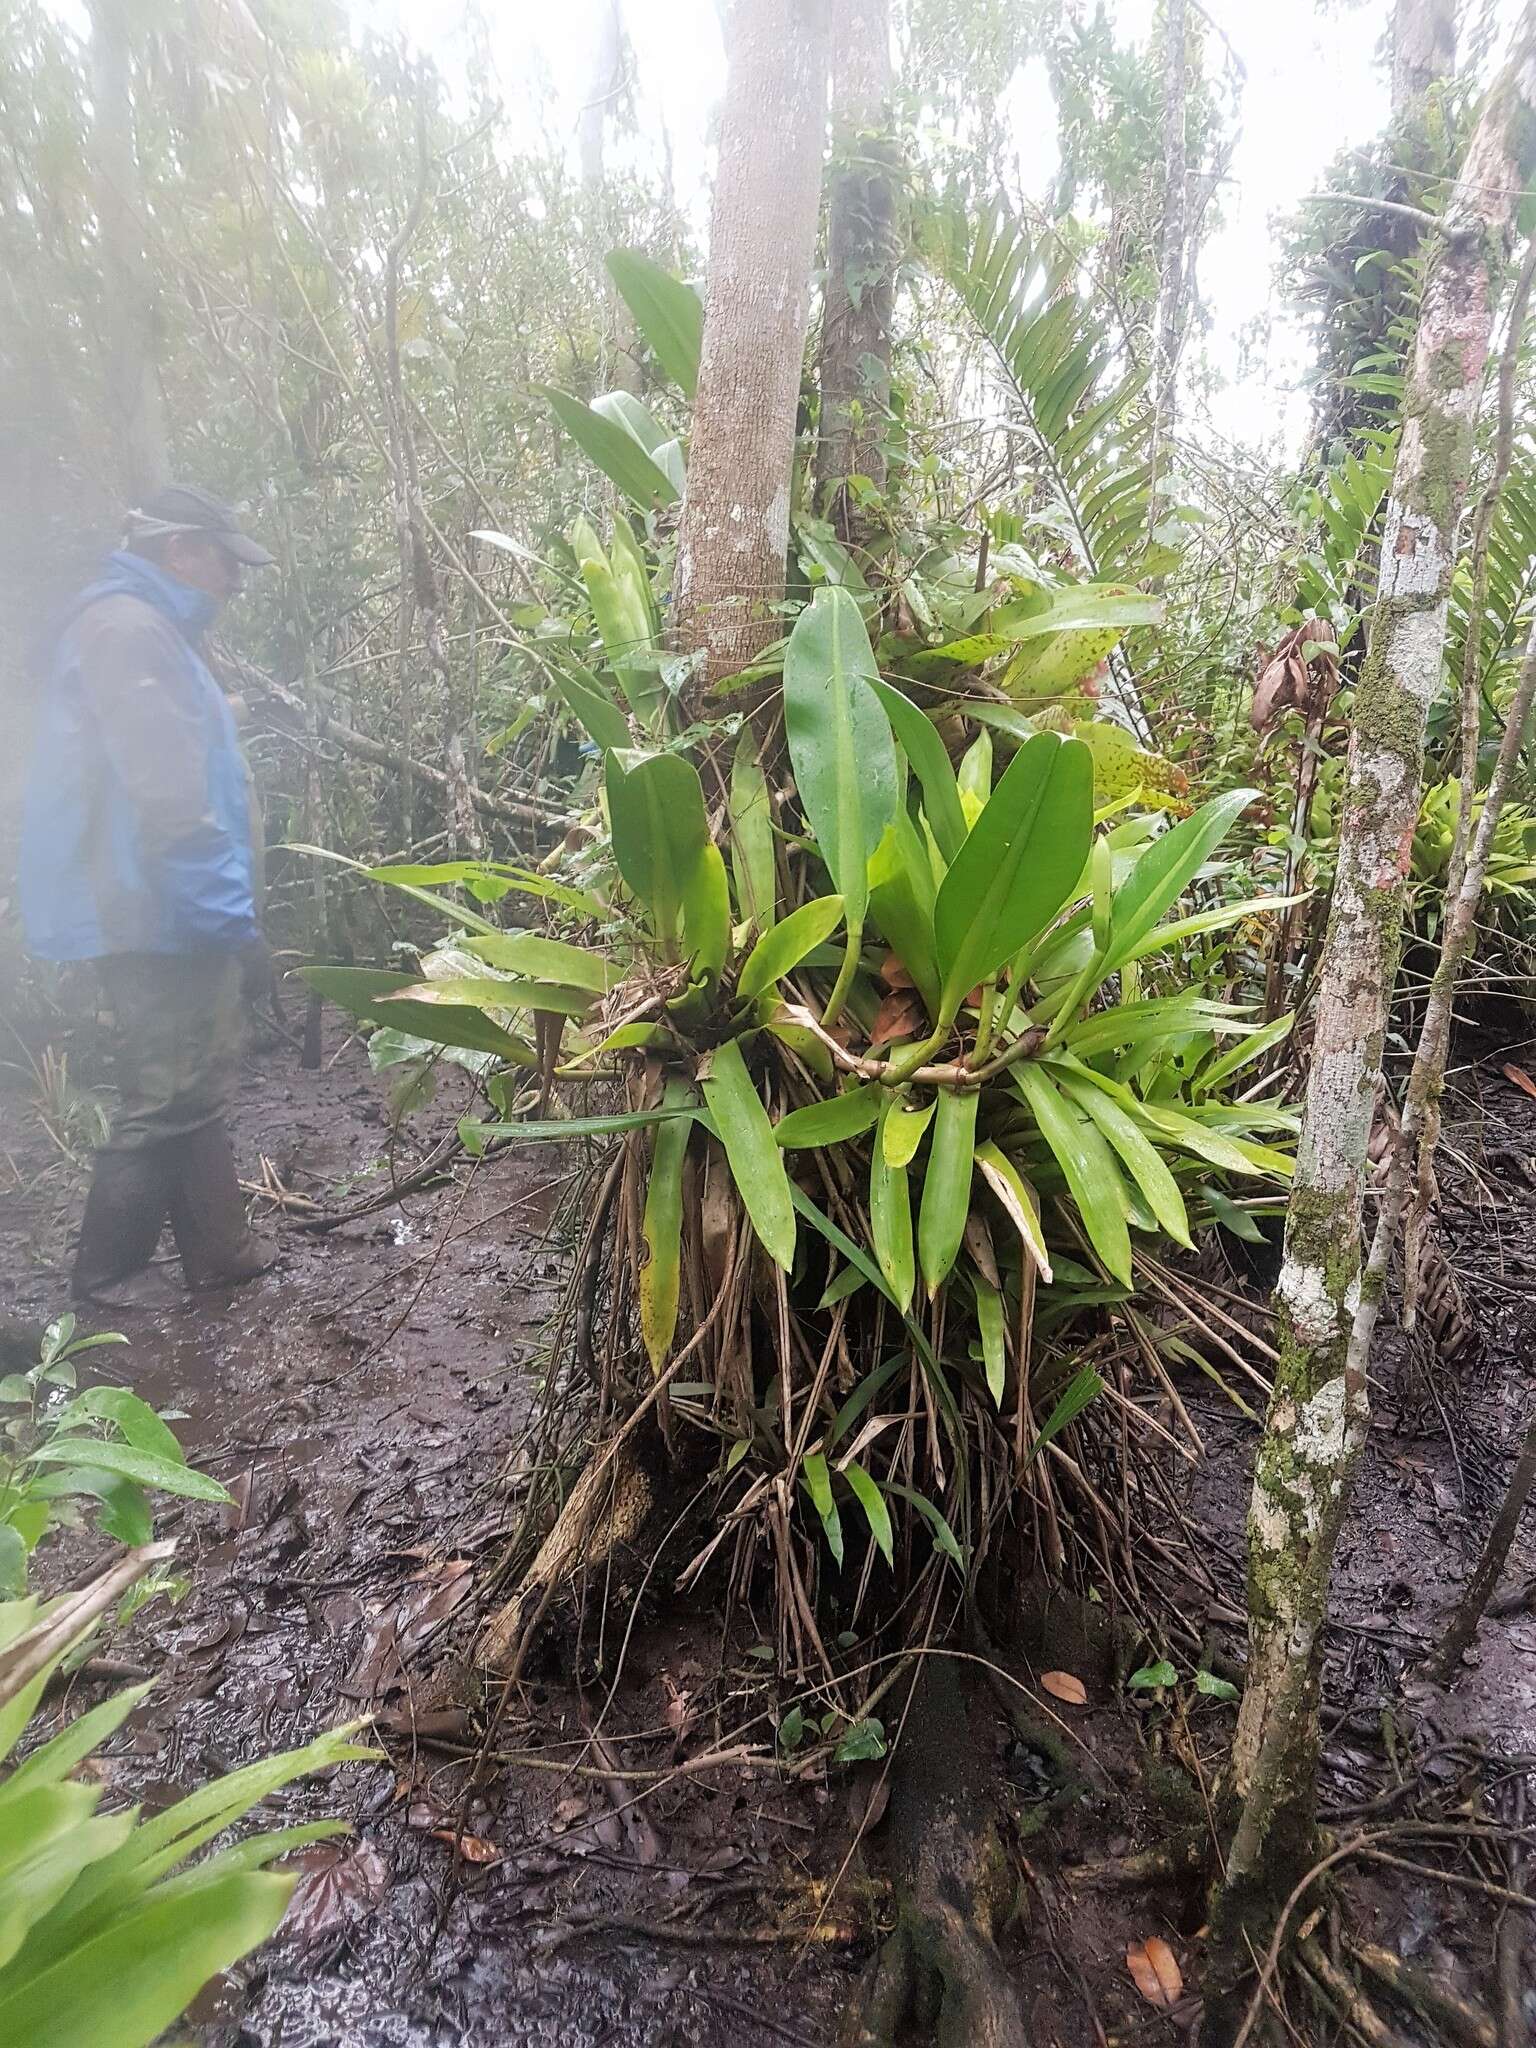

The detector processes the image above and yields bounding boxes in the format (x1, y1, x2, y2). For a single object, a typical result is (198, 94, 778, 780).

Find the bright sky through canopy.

(369, 0, 1400, 456)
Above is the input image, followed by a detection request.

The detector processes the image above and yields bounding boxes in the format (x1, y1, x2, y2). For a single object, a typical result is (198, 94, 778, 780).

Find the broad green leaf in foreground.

(933, 733, 1093, 1026)
(783, 586, 898, 963)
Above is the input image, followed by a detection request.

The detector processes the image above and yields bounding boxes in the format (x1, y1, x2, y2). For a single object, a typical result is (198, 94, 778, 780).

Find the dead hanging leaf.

(870, 987, 928, 1049)
(879, 951, 915, 990)
(431, 1828, 502, 1865)
(1503, 1062, 1536, 1102)
(1250, 621, 1341, 734)
(1040, 1670, 1088, 1706)
(1126, 1934, 1183, 2006)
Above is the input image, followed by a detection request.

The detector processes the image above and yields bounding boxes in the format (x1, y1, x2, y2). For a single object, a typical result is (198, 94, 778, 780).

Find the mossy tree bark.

(674, 0, 830, 686)
(814, 0, 899, 553)
(1210, 13, 1536, 2030)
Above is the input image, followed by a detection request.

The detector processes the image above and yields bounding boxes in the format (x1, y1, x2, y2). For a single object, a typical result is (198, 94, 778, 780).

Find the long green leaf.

(974, 1273, 1007, 1406)
(917, 1088, 977, 1297)
(682, 843, 732, 985)
(1014, 1065, 1132, 1285)
(774, 1084, 881, 1148)
(548, 654, 632, 751)
(639, 1084, 692, 1371)
(801, 1451, 844, 1568)
(739, 896, 845, 1001)
(729, 730, 777, 932)
(699, 1039, 796, 1270)
(605, 249, 704, 398)
(1056, 1069, 1191, 1248)
(0, 1870, 294, 2048)
(383, 977, 593, 1018)
(460, 1105, 695, 1145)
(605, 751, 713, 959)
(932, 733, 1092, 1027)
(842, 1461, 894, 1566)
(782, 586, 899, 938)
(867, 809, 943, 1015)
(300, 968, 534, 1063)
(462, 933, 620, 994)
(0, 1684, 153, 1799)
(539, 386, 680, 508)
(870, 1099, 915, 1311)
(869, 679, 967, 860)
(1105, 787, 1258, 969)
(1117, 893, 1307, 965)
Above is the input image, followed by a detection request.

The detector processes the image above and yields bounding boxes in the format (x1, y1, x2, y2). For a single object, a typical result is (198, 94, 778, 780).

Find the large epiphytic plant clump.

(307, 572, 1295, 1632)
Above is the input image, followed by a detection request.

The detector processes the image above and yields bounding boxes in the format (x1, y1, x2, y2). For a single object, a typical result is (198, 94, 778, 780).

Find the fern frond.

(925, 204, 1157, 582)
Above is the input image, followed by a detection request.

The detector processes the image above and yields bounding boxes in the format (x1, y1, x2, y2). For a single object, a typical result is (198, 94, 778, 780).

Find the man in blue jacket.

(21, 485, 279, 1303)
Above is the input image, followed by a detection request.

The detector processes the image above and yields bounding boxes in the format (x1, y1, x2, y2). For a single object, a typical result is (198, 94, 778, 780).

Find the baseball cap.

(128, 484, 276, 568)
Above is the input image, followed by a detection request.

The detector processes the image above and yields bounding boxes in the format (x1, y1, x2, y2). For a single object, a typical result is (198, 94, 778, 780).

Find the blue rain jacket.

(19, 551, 258, 960)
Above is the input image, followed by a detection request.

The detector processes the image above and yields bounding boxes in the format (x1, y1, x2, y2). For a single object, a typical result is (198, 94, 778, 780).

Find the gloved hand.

(238, 934, 277, 1010)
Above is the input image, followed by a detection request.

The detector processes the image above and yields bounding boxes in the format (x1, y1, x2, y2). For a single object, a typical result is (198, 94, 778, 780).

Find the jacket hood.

(35, 550, 220, 678)
(70, 549, 221, 643)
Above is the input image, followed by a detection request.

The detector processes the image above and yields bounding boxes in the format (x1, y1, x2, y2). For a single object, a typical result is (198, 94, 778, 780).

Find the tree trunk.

(1153, 0, 1188, 442)
(88, 0, 170, 499)
(1209, 14, 1536, 2027)
(1393, 0, 1457, 112)
(673, 0, 830, 686)
(814, 0, 897, 551)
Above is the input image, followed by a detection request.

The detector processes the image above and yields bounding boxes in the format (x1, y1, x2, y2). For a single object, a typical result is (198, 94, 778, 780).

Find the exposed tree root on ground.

(845, 1657, 1027, 2048)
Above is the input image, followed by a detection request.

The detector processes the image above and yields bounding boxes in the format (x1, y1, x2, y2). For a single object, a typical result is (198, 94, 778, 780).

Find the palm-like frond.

(925, 204, 1156, 581)
(1447, 444, 1536, 710)
(1296, 437, 1393, 643)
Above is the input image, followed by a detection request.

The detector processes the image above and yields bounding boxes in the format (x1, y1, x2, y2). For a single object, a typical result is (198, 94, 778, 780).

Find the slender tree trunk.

(1435, 1400, 1536, 1678)
(88, 0, 170, 498)
(1392, 0, 1457, 112)
(1153, 0, 1188, 442)
(814, 0, 897, 551)
(1209, 16, 1536, 2028)
(674, 0, 830, 685)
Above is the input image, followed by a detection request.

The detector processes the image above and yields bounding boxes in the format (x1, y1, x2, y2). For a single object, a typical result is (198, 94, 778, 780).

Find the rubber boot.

(164, 1119, 276, 1291)
(72, 1147, 177, 1306)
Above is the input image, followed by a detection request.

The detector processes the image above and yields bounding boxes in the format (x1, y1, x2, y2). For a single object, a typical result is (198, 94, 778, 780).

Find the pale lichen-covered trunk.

(1212, 10, 1536, 2012)
(89, 0, 170, 500)
(1392, 0, 1457, 112)
(814, 0, 897, 550)
(673, 0, 830, 685)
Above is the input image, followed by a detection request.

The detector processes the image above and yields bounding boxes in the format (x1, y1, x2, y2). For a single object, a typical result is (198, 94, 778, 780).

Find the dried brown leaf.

(1503, 1062, 1536, 1102)
(1040, 1670, 1087, 1706)
(870, 988, 928, 1049)
(1126, 1934, 1182, 2006)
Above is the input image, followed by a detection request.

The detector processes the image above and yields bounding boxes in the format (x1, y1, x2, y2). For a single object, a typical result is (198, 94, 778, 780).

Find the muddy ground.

(4, 995, 1536, 2045)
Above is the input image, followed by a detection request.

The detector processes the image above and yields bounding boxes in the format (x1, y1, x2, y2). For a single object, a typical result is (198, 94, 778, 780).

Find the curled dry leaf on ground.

(1126, 1934, 1183, 2006)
